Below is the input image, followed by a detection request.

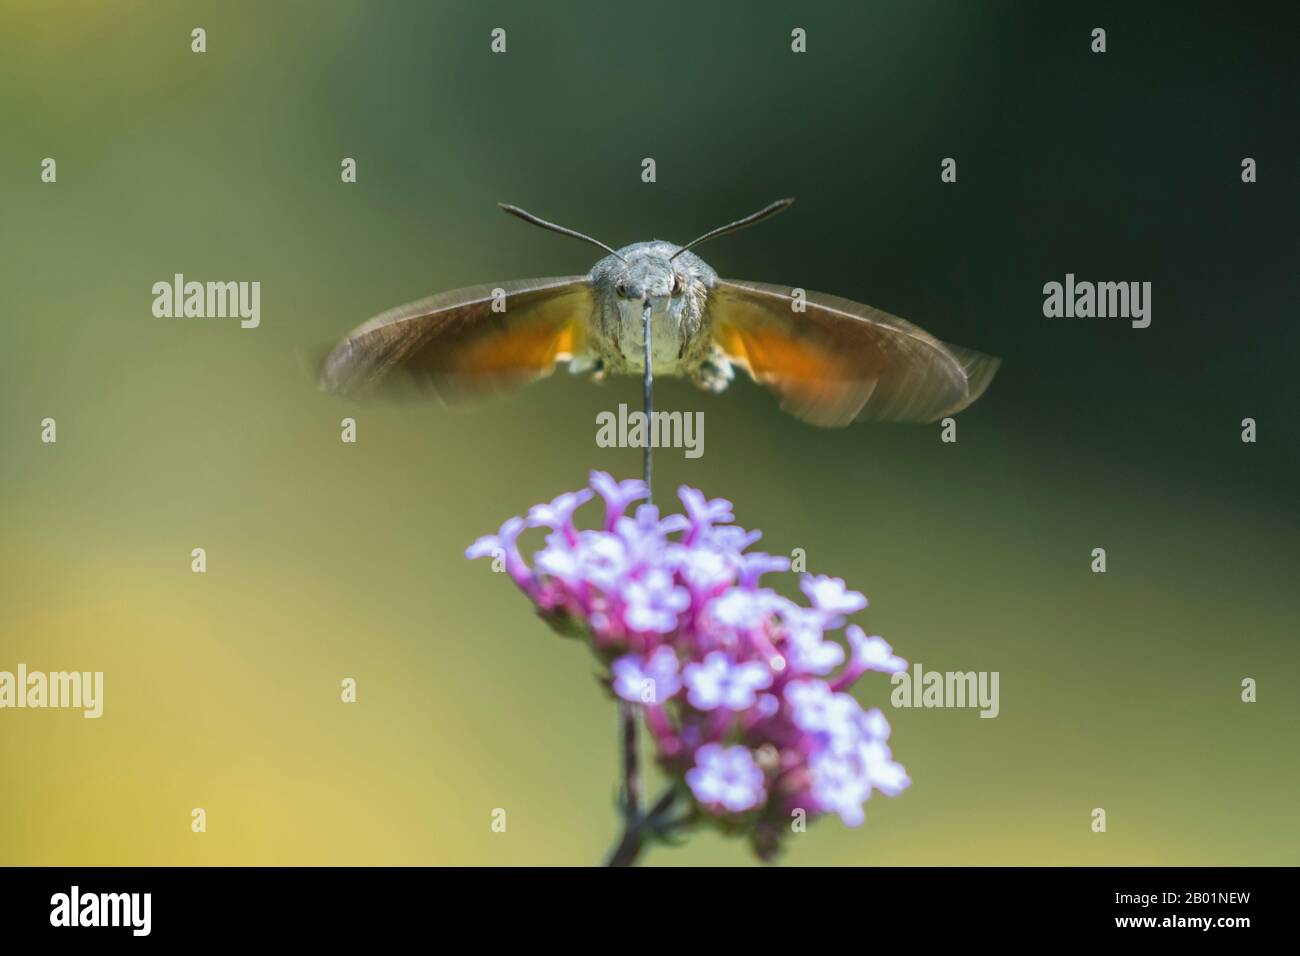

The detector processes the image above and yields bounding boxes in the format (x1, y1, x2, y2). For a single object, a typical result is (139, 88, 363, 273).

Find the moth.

(320, 199, 999, 427)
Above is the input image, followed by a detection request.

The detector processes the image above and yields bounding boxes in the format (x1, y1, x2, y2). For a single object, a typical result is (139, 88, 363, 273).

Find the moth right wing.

(707, 279, 999, 427)
(320, 276, 594, 402)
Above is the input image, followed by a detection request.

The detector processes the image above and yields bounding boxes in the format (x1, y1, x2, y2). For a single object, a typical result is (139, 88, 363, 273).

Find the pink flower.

(467, 474, 909, 858)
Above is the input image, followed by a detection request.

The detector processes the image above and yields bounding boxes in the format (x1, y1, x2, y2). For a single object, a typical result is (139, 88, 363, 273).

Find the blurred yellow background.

(1, 1, 1296, 865)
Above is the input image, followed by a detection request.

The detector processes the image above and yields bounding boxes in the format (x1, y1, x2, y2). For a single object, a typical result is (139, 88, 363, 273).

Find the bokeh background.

(1, 0, 1296, 865)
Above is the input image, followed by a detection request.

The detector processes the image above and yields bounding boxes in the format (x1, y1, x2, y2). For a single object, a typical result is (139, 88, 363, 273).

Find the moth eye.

(671, 274, 685, 295)
(616, 282, 628, 298)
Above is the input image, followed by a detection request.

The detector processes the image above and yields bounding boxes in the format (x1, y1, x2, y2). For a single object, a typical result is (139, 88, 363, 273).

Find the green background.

(1, 0, 1296, 865)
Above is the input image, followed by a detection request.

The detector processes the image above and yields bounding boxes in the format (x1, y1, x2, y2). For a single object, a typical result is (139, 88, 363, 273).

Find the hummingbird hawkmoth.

(319, 199, 999, 427)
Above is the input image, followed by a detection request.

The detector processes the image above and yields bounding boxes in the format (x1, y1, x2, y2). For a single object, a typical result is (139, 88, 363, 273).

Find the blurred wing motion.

(708, 279, 999, 427)
(320, 277, 593, 401)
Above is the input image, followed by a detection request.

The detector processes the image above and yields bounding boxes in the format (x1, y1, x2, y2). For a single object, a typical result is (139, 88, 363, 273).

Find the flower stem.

(620, 701, 640, 818)
(604, 786, 677, 867)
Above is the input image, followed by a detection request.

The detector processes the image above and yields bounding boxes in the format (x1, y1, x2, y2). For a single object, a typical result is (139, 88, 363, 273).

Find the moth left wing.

(707, 279, 999, 427)
(320, 276, 593, 402)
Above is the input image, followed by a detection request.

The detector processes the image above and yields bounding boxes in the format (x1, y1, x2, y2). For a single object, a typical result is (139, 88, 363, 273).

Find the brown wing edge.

(942, 345, 1001, 418)
(708, 280, 1000, 426)
(318, 277, 592, 402)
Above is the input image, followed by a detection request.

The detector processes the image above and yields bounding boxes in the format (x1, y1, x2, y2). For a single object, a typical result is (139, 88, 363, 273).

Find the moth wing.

(707, 279, 999, 427)
(320, 276, 593, 402)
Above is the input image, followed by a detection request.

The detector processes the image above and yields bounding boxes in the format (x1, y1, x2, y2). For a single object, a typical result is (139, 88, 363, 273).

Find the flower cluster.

(467, 471, 909, 857)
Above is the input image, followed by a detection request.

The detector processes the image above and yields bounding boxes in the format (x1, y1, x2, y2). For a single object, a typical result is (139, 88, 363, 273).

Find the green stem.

(604, 787, 678, 867)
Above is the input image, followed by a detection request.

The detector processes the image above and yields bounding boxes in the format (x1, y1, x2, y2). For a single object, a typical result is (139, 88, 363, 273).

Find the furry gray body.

(586, 241, 734, 392)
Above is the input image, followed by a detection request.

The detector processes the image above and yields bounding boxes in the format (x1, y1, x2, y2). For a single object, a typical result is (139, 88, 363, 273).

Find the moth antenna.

(498, 203, 626, 262)
(670, 197, 795, 261)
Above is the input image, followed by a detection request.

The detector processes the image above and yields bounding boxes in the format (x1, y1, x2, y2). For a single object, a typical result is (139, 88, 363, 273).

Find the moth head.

(613, 253, 688, 303)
